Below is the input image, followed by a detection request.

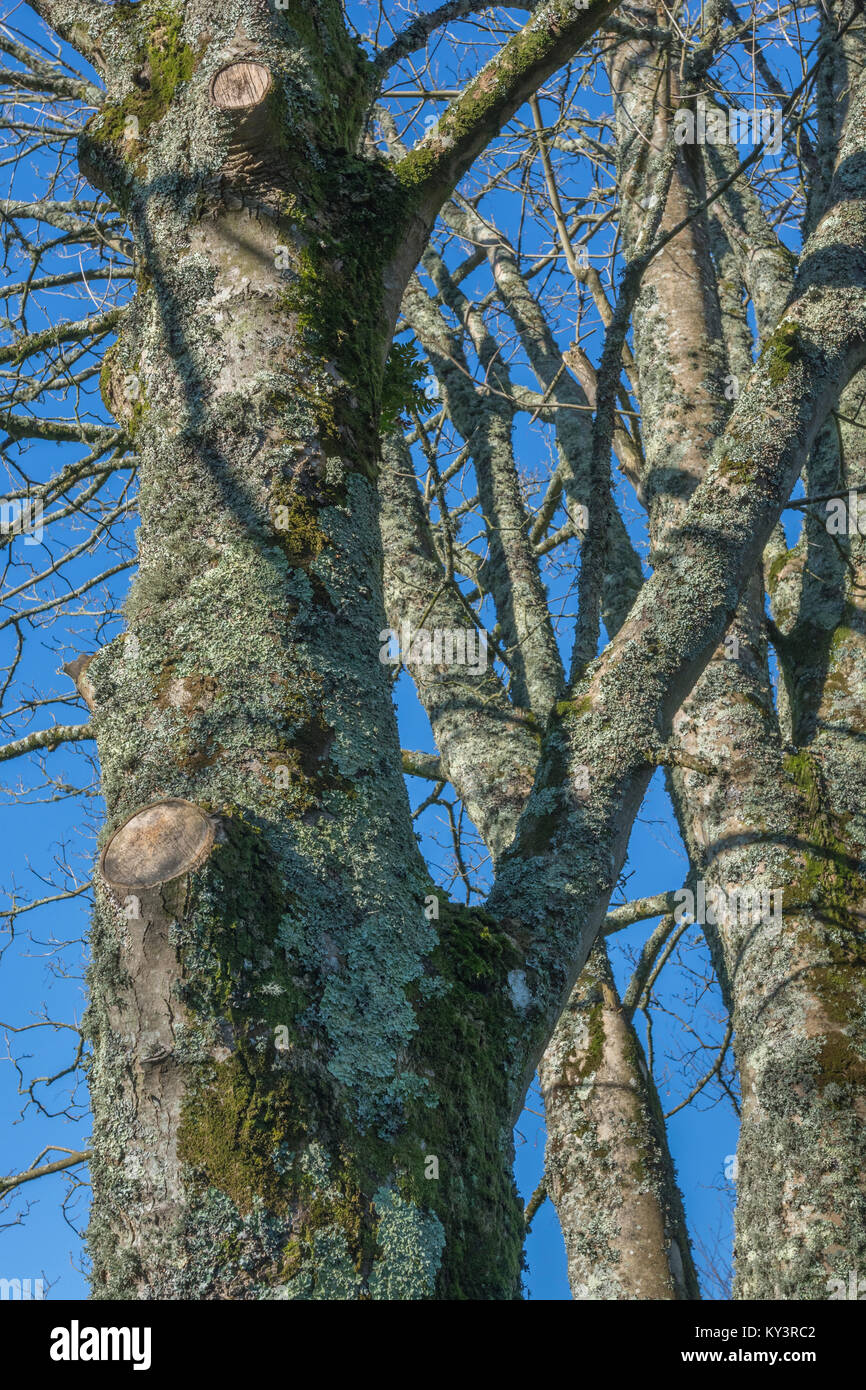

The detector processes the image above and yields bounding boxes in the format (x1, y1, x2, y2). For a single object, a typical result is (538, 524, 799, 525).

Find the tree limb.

(0, 723, 94, 763)
(401, 748, 444, 780)
(0, 1148, 92, 1197)
(393, 0, 621, 233)
(375, 2, 531, 73)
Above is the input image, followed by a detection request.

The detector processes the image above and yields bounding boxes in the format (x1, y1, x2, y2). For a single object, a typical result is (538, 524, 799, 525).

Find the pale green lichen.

(367, 1188, 446, 1299)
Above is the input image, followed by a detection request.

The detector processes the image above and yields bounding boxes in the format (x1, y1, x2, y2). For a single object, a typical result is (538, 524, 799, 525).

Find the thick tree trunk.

(79, 2, 531, 1300)
(666, 580, 866, 1298)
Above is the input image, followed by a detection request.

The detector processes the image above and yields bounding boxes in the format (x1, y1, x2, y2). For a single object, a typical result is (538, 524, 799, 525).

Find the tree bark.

(539, 943, 698, 1299)
(79, 0, 537, 1300)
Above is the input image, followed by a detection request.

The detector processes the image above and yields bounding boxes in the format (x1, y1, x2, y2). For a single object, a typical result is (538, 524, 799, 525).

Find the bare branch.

(0, 723, 94, 764)
(0, 1148, 91, 1197)
(375, 2, 528, 74)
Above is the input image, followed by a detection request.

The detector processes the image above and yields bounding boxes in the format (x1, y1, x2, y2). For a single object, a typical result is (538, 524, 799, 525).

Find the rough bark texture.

(78, 0, 554, 1300)
(382, 426, 697, 1300)
(539, 944, 698, 1298)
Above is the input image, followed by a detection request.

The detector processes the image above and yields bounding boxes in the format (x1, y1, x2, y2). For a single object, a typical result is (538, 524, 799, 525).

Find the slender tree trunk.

(539, 942, 699, 1299)
(382, 424, 699, 1300)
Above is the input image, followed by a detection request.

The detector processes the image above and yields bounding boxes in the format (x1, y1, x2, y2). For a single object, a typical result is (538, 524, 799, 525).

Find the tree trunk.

(80, 2, 530, 1300)
(539, 942, 699, 1299)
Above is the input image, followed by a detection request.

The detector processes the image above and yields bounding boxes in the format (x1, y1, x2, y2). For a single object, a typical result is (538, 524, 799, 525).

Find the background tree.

(1, 0, 864, 1301)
